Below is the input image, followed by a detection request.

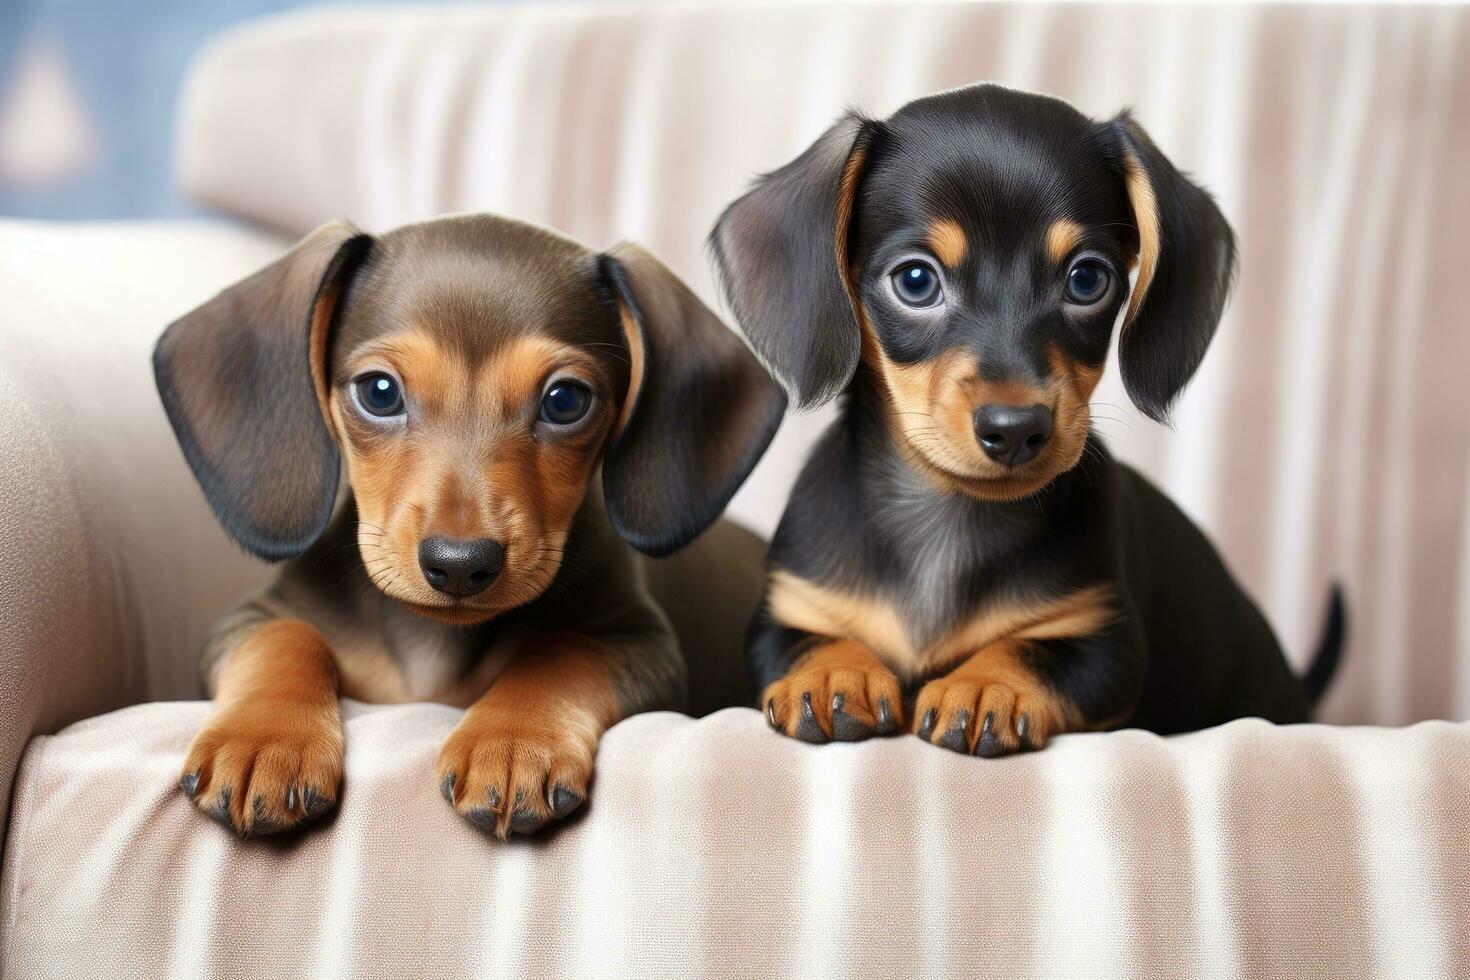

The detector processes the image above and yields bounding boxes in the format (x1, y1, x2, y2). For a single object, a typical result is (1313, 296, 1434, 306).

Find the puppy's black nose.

(974, 404, 1053, 467)
(418, 537, 505, 597)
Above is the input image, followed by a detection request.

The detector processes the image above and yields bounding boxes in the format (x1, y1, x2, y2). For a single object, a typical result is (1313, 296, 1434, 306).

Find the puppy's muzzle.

(974, 403, 1053, 467)
(418, 537, 506, 597)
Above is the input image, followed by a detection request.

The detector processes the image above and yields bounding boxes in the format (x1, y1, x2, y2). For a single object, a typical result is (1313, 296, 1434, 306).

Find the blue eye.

(540, 381, 591, 425)
(892, 261, 942, 307)
(1065, 260, 1111, 304)
(355, 373, 404, 416)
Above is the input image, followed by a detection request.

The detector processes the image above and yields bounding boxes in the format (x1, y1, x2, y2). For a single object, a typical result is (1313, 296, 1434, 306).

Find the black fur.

(717, 84, 1343, 743)
(709, 113, 870, 408)
(154, 223, 372, 561)
(1108, 112, 1238, 423)
(600, 246, 787, 557)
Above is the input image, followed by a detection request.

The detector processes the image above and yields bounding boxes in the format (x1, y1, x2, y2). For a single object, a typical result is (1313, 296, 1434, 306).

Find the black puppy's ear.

(709, 111, 873, 409)
(1109, 112, 1237, 424)
(153, 221, 373, 561)
(600, 244, 787, 558)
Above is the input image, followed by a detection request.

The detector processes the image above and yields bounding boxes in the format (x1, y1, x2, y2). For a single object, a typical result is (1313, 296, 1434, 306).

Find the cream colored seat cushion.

(5, 703, 1467, 978)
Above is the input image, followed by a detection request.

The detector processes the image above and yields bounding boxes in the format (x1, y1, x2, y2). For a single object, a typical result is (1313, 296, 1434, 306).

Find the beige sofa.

(3, 4, 1469, 977)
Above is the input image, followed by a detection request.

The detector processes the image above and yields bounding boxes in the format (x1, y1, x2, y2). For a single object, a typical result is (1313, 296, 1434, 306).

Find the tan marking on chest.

(768, 570, 1115, 680)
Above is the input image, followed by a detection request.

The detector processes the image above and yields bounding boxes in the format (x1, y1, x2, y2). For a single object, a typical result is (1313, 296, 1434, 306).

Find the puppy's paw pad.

(763, 659, 904, 743)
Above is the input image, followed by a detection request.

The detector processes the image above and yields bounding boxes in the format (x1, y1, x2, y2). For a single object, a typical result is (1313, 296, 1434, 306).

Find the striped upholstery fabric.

(4, 5, 1470, 977)
(4, 702, 1468, 979)
(178, 1, 1470, 727)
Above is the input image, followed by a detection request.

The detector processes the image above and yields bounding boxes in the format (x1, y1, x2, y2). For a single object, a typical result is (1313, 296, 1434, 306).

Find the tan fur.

(834, 143, 868, 310)
(927, 218, 968, 268)
(1046, 218, 1083, 264)
(768, 568, 1115, 681)
(858, 322, 1099, 501)
(769, 570, 912, 665)
(613, 304, 645, 437)
(1123, 151, 1160, 325)
(181, 618, 344, 835)
(329, 331, 613, 624)
(437, 634, 620, 838)
(308, 272, 348, 420)
(761, 638, 904, 739)
(914, 639, 1083, 752)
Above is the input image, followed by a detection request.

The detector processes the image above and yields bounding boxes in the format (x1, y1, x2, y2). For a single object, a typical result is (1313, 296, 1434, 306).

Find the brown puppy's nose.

(418, 537, 505, 596)
(974, 404, 1053, 467)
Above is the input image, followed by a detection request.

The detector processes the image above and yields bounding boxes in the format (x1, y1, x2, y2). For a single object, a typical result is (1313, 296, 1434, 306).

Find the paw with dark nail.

(549, 785, 584, 819)
(794, 691, 828, 743)
(938, 709, 971, 753)
(917, 708, 937, 741)
(874, 697, 898, 735)
(974, 711, 1003, 757)
(913, 675, 1063, 758)
(178, 700, 344, 836)
(830, 692, 875, 741)
(760, 653, 904, 744)
(436, 710, 596, 840)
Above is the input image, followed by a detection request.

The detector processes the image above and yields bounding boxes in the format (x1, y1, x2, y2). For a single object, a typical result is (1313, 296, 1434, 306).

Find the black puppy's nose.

(418, 537, 505, 596)
(974, 404, 1053, 467)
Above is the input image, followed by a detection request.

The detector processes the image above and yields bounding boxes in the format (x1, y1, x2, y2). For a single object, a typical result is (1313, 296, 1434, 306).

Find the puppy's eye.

(1065, 260, 1111, 304)
(355, 373, 404, 416)
(891, 261, 942, 308)
(540, 381, 591, 425)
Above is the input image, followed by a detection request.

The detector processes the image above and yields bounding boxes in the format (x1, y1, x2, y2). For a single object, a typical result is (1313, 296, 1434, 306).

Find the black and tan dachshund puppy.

(711, 84, 1342, 755)
(155, 215, 784, 836)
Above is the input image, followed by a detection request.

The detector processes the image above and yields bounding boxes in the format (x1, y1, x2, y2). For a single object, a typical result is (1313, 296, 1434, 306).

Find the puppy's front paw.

(436, 711, 593, 839)
(179, 699, 344, 836)
(913, 674, 1066, 756)
(763, 657, 904, 744)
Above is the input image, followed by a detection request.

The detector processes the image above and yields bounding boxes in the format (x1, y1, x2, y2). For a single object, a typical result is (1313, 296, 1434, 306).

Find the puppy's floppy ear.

(708, 111, 872, 409)
(1109, 112, 1237, 424)
(153, 220, 373, 561)
(600, 244, 787, 558)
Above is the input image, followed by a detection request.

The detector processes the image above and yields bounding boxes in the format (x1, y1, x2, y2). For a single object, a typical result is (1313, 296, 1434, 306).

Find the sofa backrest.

(176, 2, 1470, 726)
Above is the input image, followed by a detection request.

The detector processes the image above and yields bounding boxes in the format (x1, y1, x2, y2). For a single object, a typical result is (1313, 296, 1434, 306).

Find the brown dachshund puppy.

(154, 215, 784, 837)
(711, 84, 1342, 755)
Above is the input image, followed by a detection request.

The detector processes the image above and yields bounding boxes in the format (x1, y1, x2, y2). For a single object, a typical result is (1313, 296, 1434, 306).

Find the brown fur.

(768, 568, 1115, 682)
(157, 214, 785, 837)
(180, 619, 344, 835)
(914, 640, 1083, 754)
(761, 639, 904, 741)
(437, 634, 620, 838)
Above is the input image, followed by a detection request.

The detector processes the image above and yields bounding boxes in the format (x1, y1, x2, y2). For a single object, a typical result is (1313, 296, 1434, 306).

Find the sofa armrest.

(0, 220, 286, 848)
(5, 705, 1467, 976)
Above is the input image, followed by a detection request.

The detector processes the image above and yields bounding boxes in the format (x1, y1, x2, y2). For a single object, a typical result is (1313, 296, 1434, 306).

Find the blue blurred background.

(0, 0, 460, 220)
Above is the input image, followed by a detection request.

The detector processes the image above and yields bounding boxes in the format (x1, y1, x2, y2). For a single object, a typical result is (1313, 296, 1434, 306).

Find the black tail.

(1303, 585, 1347, 704)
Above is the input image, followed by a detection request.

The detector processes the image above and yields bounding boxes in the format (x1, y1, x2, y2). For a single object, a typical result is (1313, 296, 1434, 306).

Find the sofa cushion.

(4, 702, 1467, 978)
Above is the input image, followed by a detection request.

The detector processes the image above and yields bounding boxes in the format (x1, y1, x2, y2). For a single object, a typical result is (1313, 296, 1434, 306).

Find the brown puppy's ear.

(708, 111, 873, 409)
(1108, 112, 1237, 424)
(153, 221, 373, 561)
(600, 244, 787, 558)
